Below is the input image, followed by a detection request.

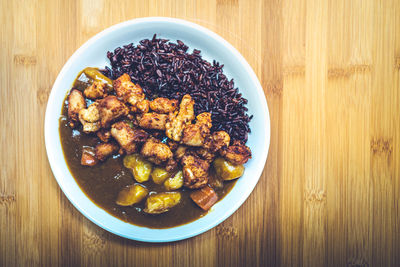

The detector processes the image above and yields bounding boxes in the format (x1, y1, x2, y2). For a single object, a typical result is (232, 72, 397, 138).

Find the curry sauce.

(59, 72, 236, 229)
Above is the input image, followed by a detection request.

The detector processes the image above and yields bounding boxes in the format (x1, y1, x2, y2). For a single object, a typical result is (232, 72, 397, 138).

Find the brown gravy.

(59, 73, 236, 228)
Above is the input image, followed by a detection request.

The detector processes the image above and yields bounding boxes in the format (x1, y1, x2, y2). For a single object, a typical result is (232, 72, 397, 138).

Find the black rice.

(102, 34, 252, 143)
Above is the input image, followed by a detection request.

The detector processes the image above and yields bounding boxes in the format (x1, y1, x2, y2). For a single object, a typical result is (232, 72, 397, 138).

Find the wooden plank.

(0, 0, 399, 266)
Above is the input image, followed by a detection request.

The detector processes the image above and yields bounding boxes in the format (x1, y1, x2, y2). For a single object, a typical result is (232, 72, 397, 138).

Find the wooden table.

(1, 0, 399, 266)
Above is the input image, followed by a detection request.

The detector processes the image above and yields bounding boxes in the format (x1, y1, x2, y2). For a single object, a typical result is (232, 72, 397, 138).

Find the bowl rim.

(45, 17, 270, 242)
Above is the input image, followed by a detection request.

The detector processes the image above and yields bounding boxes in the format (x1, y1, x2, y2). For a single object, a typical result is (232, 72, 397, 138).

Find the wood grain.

(1, 0, 399, 266)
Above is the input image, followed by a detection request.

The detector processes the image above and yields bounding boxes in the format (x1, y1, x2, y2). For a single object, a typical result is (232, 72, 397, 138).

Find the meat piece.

(110, 121, 148, 154)
(174, 145, 188, 161)
(195, 147, 215, 163)
(81, 146, 98, 166)
(113, 73, 145, 106)
(96, 129, 111, 142)
(165, 158, 178, 172)
(131, 99, 149, 113)
(181, 154, 209, 189)
(68, 89, 85, 126)
(182, 112, 212, 147)
(137, 113, 168, 131)
(149, 97, 179, 114)
(190, 186, 218, 211)
(220, 140, 252, 165)
(83, 81, 106, 99)
(167, 140, 179, 151)
(95, 142, 119, 161)
(98, 96, 129, 128)
(141, 137, 173, 164)
(78, 102, 101, 133)
(165, 94, 195, 142)
(204, 131, 231, 153)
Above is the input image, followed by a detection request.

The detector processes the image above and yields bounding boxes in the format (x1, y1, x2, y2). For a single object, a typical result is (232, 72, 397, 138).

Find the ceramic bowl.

(45, 17, 270, 242)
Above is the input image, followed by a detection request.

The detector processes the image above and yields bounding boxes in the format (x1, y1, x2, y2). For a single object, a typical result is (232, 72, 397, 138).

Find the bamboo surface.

(1, 0, 400, 266)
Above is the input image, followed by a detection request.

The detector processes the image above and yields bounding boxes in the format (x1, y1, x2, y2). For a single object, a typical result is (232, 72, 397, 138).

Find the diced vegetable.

(213, 157, 244, 180)
(164, 171, 183, 190)
(123, 154, 153, 183)
(116, 184, 148, 206)
(151, 167, 172, 184)
(190, 186, 218, 211)
(81, 67, 113, 91)
(81, 146, 98, 166)
(144, 192, 181, 214)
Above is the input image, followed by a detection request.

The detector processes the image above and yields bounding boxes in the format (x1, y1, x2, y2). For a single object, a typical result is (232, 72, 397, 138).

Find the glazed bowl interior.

(45, 17, 270, 242)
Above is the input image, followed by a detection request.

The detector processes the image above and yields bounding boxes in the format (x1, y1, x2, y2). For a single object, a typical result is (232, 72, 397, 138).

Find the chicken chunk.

(141, 137, 173, 164)
(195, 147, 216, 163)
(68, 89, 86, 126)
(113, 73, 145, 106)
(165, 158, 178, 172)
(96, 129, 111, 143)
(167, 140, 179, 151)
(84, 81, 107, 99)
(131, 99, 149, 113)
(95, 142, 119, 161)
(182, 112, 212, 147)
(98, 96, 129, 128)
(165, 94, 195, 142)
(174, 145, 188, 162)
(181, 153, 209, 189)
(149, 97, 179, 114)
(110, 121, 148, 154)
(204, 131, 231, 153)
(79, 102, 101, 133)
(137, 113, 168, 131)
(220, 140, 252, 165)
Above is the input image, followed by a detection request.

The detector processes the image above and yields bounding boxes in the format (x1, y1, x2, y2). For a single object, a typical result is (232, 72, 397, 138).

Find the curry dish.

(59, 67, 252, 228)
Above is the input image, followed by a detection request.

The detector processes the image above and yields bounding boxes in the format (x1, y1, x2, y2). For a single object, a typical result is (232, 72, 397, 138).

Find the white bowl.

(45, 17, 270, 242)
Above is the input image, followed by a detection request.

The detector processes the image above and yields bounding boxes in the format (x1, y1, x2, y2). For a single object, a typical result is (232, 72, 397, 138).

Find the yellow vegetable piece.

(123, 154, 153, 183)
(151, 167, 172, 184)
(213, 157, 244, 180)
(144, 192, 181, 214)
(164, 171, 183, 190)
(81, 67, 113, 91)
(116, 184, 148, 206)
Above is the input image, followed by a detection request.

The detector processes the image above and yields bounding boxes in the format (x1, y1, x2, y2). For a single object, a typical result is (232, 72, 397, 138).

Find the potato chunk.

(116, 184, 148, 206)
(164, 171, 183, 191)
(151, 167, 172, 185)
(213, 157, 244, 180)
(123, 154, 153, 183)
(144, 192, 181, 214)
